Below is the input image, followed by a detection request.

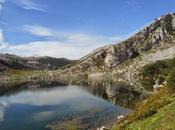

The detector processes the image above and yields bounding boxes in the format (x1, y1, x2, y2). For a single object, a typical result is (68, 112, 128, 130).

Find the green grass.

(0, 69, 49, 87)
(111, 57, 175, 130)
(111, 58, 175, 130)
(127, 100, 175, 130)
(3, 69, 48, 79)
(111, 88, 175, 130)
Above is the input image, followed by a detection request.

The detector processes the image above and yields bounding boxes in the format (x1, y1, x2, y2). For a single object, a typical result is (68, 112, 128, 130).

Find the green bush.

(140, 58, 175, 90)
(157, 75, 165, 84)
(142, 109, 157, 119)
(166, 67, 175, 89)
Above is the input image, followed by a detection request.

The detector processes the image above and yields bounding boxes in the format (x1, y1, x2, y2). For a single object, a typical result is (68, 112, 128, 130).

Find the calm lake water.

(0, 83, 130, 130)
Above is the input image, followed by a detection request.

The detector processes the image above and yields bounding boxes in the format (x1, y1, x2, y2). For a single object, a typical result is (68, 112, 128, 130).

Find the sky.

(0, 0, 175, 59)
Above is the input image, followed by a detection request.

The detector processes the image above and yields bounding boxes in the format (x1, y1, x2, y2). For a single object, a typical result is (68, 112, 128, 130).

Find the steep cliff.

(64, 13, 175, 74)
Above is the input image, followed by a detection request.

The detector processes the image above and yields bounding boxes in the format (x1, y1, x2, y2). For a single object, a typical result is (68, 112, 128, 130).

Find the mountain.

(57, 13, 175, 130)
(1, 13, 175, 130)
(0, 54, 73, 72)
(63, 13, 175, 74)
(1, 13, 175, 87)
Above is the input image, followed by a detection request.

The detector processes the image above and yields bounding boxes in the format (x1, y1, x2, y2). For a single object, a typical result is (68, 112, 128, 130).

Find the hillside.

(1, 13, 175, 130)
(55, 13, 175, 93)
(0, 54, 73, 72)
(111, 88, 175, 130)
(62, 13, 175, 74)
(111, 58, 175, 130)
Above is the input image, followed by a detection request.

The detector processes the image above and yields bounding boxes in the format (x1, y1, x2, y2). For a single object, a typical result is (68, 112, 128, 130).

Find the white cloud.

(0, 0, 5, 3)
(22, 25, 57, 37)
(3, 39, 108, 59)
(125, 0, 142, 8)
(2, 25, 130, 59)
(0, 0, 5, 11)
(12, 0, 45, 11)
(0, 29, 8, 50)
(8, 87, 88, 106)
(22, 24, 128, 43)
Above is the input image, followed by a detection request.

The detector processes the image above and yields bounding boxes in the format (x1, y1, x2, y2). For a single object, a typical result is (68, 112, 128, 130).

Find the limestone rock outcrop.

(64, 13, 175, 73)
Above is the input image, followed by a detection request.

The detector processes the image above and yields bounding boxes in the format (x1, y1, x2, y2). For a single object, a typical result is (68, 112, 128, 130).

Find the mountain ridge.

(0, 53, 73, 72)
(62, 13, 175, 74)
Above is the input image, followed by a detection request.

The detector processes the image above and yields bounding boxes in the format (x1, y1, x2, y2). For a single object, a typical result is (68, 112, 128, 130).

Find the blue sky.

(0, 0, 175, 59)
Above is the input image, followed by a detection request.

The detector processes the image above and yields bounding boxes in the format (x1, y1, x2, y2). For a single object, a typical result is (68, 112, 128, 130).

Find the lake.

(0, 82, 131, 130)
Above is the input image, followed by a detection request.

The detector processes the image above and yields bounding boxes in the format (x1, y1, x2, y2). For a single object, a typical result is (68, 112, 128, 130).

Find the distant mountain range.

(0, 54, 73, 72)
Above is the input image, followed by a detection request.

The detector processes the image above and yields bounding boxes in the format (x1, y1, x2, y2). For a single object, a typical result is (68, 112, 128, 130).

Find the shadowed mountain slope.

(0, 54, 73, 72)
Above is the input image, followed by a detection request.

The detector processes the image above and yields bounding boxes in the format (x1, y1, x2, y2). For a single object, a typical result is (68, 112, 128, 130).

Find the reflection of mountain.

(106, 85, 141, 108)
(81, 81, 141, 108)
(0, 103, 5, 122)
(0, 98, 10, 122)
(0, 84, 128, 130)
(0, 81, 67, 96)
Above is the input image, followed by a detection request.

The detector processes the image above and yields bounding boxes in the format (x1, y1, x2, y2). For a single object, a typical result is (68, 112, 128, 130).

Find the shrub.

(140, 58, 175, 89)
(166, 67, 175, 90)
(157, 75, 165, 84)
(142, 109, 157, 119)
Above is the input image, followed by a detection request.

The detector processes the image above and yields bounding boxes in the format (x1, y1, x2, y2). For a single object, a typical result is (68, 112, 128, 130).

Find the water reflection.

(0, 81, 66, 96)
(0, 83, 129, 130)
(1, 80, 141, 108)
(80, 81, 141, 108)
(0, 103, 5, 122)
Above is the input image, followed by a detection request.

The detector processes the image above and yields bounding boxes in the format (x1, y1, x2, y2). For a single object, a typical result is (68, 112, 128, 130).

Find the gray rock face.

(65, 13, 175, 73)
(151, 28, 167, 44)
(172, 14, 175, 29)
(104, 45, 138, 68)
(105, 53, 117, 68)
(105, 46, 118, 68)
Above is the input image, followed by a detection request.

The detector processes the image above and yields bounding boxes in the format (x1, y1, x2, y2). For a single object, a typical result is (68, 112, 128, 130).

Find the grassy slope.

(0, 69, 51, 95)
(1, 69, 48, 80)
(111, 58, 175, 130)
(0, 69, 49, 89)
(111, 88, 175, 130)
(128, 100, 175, 130)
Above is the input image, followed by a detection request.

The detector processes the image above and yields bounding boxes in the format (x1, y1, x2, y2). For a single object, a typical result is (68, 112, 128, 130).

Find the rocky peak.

(66, 13, 175, 73)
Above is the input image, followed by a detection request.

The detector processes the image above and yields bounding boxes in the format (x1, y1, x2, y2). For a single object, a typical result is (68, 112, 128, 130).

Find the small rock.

(97, 126, 109, 130)
(117, 115, 124, 122)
